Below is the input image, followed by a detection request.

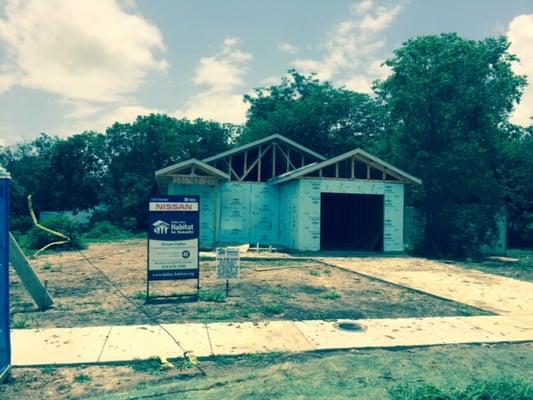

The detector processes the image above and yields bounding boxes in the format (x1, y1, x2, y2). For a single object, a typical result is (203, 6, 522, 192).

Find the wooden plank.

(272, 143, 276, 179)
(224, 160, 240, 181)
(258, 145, 262, 182)
(276, 145, 296, 171)
(286, 148, 290, 172)
(243, 150, 248, 180)
(335, 162, 339, 178)
(9, 233, 53, 310)
(241, 144, 272, 181)
(356, 155, 406, 182)
(351, 157, 355, 178)
(366, 164, 370, 179)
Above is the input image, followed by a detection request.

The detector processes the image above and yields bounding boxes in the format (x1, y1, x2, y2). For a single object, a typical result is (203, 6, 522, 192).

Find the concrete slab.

(463, 316, 533, 342)
(12, 326, 111, 366)
(319, 257, 533, 315)
(295, 316, 533, 351)
(206, 321, 315, 356)
(98, 323, 211, 363)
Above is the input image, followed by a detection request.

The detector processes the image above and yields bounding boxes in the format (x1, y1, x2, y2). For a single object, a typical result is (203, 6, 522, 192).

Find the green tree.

(242, 70, 387, 157)
(502, 124, 533, 246)
(0, 132, 105, 215)
(376, 34, 526, 257)
(102, 114, 230, 228)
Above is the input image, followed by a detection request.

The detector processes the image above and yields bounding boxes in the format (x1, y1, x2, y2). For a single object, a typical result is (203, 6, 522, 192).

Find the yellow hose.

(27, 195, 70, 257)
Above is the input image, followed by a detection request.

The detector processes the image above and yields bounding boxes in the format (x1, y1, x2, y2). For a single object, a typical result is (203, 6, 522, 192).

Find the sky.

(0, 0, 532, 146)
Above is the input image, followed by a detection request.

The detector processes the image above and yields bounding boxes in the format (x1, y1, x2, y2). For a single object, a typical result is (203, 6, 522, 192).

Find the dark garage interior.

(320, 193, 384, 251)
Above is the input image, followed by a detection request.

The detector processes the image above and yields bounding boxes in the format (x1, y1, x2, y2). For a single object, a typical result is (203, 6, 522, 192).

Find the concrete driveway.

(318, 257, 533, 315)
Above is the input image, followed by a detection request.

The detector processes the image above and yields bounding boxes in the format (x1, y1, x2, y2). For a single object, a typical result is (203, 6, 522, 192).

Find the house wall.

(167, 178, 405, 252)
(278, 180, 300, 249)
(217, 182, 279, 245)
(168, 183, 217, 248)
(296, 179, 405, 252)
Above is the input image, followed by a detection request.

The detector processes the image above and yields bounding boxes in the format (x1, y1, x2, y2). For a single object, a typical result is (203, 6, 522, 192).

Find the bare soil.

(1, 342, 531, 400)
(9, 240, 488, 329)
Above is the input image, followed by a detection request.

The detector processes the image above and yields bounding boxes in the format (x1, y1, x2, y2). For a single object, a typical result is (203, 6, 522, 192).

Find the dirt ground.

(9, 240, 488, 329)
(1, 342, 531, 400)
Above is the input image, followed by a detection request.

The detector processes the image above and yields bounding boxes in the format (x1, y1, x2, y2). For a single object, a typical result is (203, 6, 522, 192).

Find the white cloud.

(0, 0, 167, 103)
(291, 0, 405, 93)
(178, 38, 251, 124)
(508, 14, 533, 126)
(60, 104, 164, 135)
(278, 42, 299, 54)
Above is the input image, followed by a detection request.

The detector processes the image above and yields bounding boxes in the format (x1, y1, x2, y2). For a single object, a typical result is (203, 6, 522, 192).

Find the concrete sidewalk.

(318, 257, 533, 315)
(11, 315, 533, 366)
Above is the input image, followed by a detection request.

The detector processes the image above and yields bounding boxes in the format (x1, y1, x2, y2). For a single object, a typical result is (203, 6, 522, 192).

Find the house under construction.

(155, 134, 421, 252)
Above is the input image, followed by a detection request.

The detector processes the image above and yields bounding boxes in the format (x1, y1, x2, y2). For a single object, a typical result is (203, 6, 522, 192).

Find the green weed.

(390, 377, 533, 400)
(259, 303, 285, 316)
(73, 374, 91, 383)
(12, 314, 30, 329)
(199, 290, 226, 303)
(130, 358, 165, 375)
(320, 290, 342, 300)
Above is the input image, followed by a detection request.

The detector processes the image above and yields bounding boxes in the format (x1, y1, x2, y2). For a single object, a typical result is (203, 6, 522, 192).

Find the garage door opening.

(320, 193, 384, 251)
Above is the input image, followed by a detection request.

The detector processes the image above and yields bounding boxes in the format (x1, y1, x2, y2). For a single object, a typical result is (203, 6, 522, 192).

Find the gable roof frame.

(155, 158, 230, 180)
(202, 134, 327, 164)
(269, 148, 422, 185)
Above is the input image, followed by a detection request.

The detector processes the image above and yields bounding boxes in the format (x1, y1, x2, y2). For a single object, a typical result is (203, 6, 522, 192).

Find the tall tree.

(102, 114, 230, 228)
(242, 70, 388, 157)
(376, 34, 526, 257)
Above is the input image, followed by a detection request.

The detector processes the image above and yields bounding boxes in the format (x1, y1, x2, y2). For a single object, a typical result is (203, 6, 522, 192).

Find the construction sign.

(148, 195, 199, 281)
(216, 247, 240, 279)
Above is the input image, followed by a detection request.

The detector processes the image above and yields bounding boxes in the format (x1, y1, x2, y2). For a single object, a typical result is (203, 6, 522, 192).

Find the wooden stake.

(9, 233, 53, 310)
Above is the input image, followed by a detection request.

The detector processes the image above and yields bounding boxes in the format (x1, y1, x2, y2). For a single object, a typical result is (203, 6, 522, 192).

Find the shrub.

(10, 215, 34, 234)
(26, 215, 86, 251)
(83, 221, 132, 242)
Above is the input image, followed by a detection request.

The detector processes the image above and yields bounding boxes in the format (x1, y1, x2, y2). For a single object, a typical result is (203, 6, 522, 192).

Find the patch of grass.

(320, 289, 342, 300)
(42, 261, 52, 271)
(458, 305, 476, 316)
(199, 290, 226, 303)
(237, 304, 259, 317)
(130, 358, 165, 375)
(73, 374, 92, 383)
(271, 286, 291, 298)
(41, 365, 56, 376)
(82, 221, 145, 243)
(389, 377, 533, 400)
(132, 291, 146, 301)
(309, 269, 321, 277)
(193, 305, 236, 320)
(12, 314, 30, 329)
(259, 303, 285, 316)
(92, 306, 107, 314)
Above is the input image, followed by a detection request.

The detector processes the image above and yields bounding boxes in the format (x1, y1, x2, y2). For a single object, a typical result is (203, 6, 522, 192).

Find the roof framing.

(270, 148, 422, 185)
(202, 134, 327, 164)
(155, 158, 230, 180)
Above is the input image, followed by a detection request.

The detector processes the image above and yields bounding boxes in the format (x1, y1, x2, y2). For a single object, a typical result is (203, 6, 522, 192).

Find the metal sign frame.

(146, 195, 200, 302)
(0, 170, 11, 383)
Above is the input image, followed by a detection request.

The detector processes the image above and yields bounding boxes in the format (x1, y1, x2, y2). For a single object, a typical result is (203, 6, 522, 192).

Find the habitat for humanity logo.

(152, 220, 170, 234)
